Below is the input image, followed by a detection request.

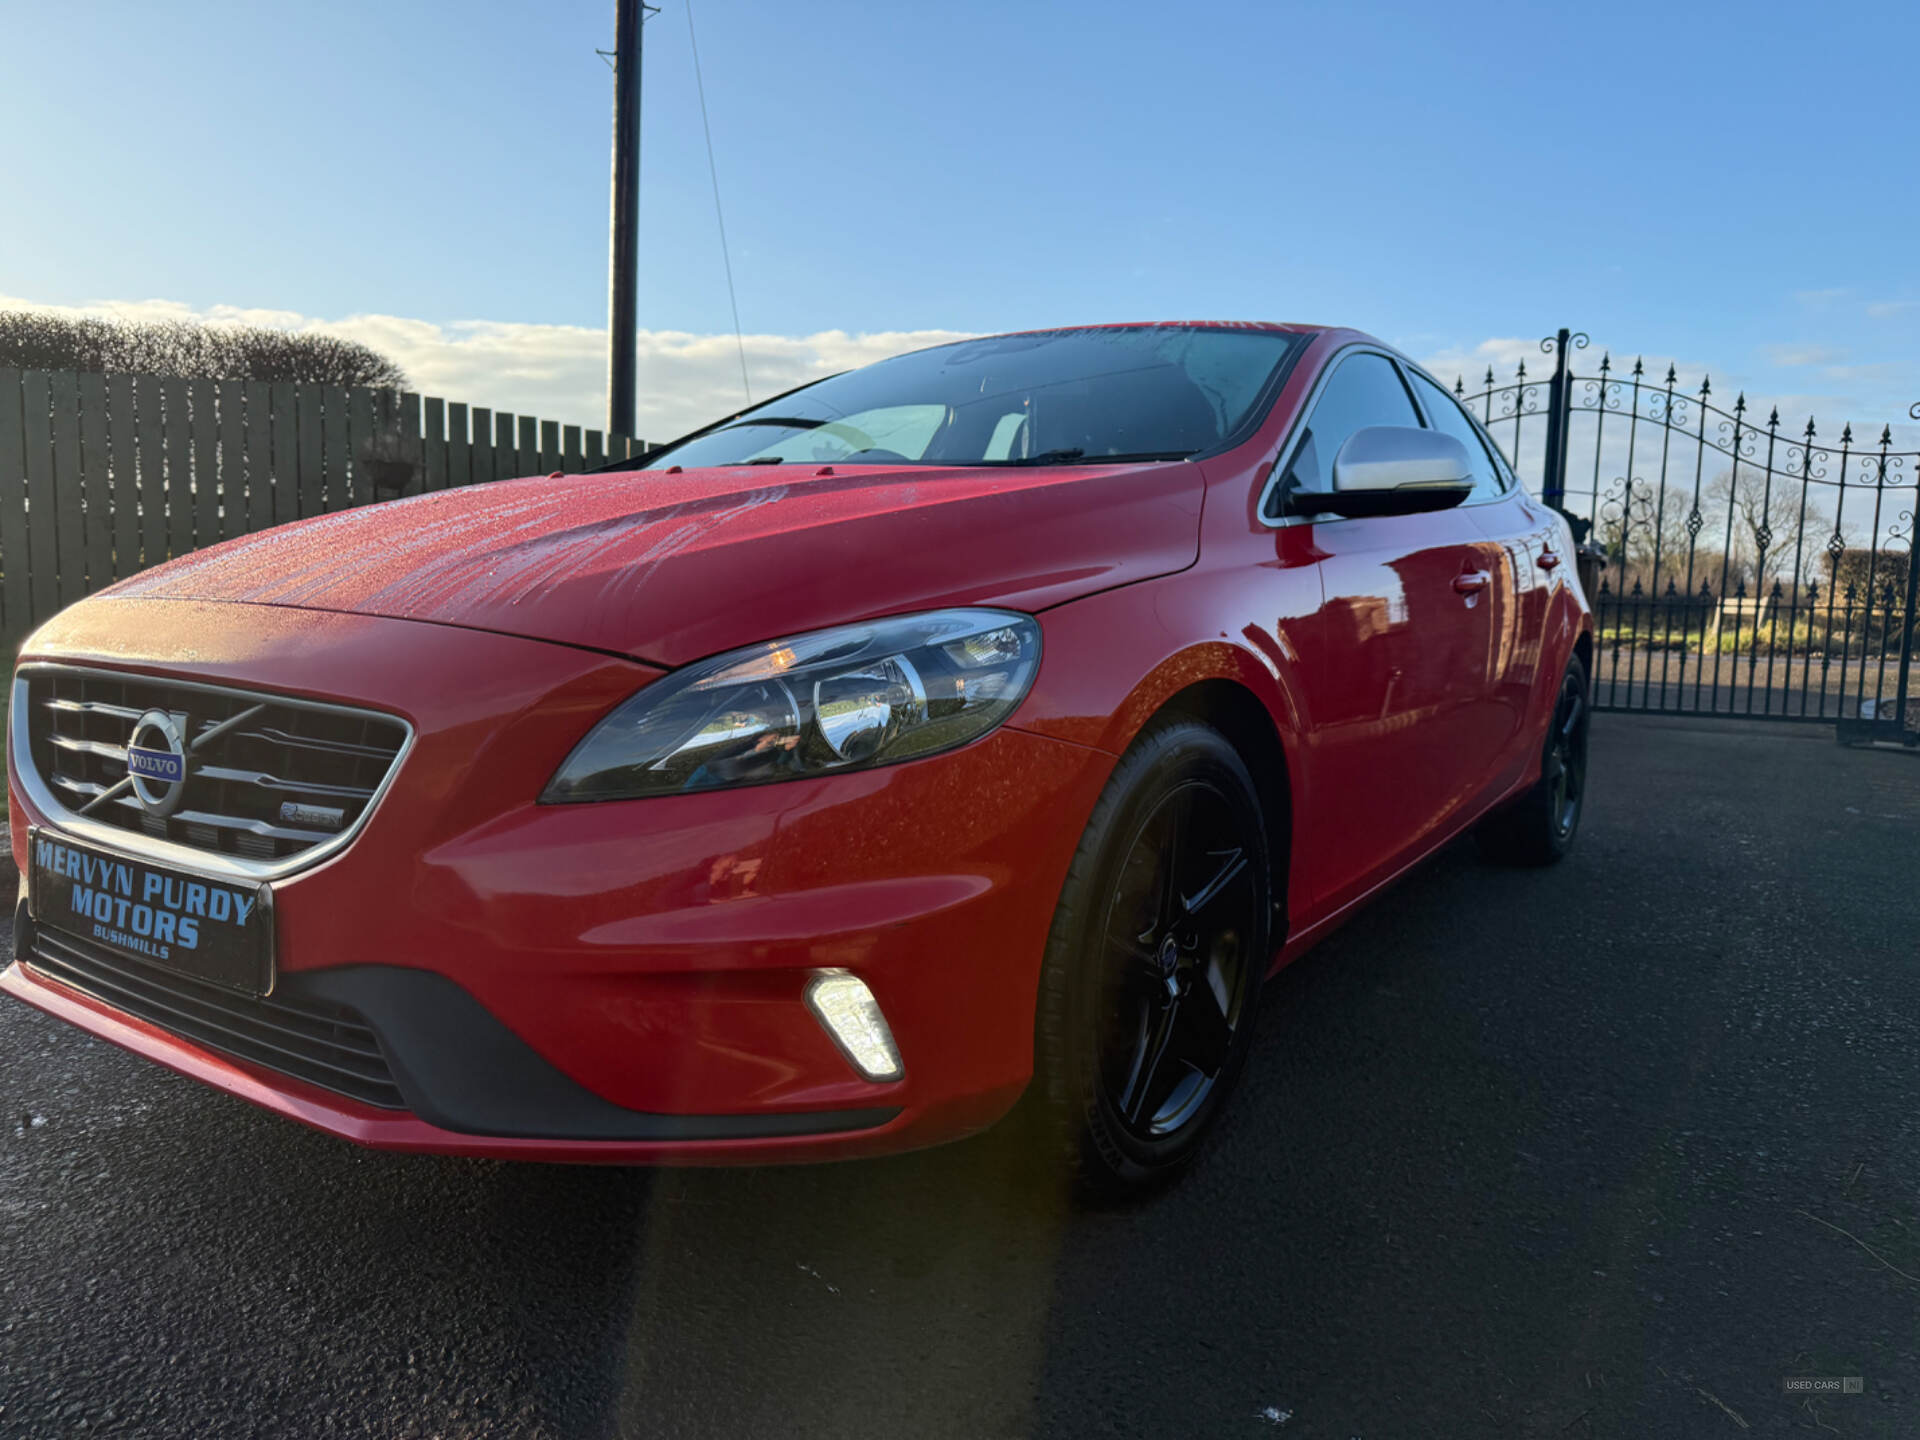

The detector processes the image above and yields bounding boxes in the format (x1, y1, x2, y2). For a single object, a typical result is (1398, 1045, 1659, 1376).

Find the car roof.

(972, 320, 1326, 340)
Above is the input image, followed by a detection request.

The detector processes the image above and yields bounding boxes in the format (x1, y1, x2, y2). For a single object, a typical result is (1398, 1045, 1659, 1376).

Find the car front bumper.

(5, 597, 1114, 1163)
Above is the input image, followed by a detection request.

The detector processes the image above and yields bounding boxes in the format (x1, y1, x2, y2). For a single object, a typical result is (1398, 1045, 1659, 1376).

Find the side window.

(1408, 372, 1505, 503)
(1269, 352, 1420, 517)
(1488, 434, 1520, 492)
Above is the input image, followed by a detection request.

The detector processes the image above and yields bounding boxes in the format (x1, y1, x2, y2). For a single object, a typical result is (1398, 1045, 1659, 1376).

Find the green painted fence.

(0, 368, 645, 651)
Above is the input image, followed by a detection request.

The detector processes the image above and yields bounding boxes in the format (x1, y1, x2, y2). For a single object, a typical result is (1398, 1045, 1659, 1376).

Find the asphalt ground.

(3, 714, 1918, 1438)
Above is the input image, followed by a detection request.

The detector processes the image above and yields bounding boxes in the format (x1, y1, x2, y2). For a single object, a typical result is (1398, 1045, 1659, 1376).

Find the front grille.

(23, 667, 408, 867)
(26, 922, 405, 1109)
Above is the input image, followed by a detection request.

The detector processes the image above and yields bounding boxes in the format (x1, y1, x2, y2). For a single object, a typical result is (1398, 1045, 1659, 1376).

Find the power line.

(684, 0, 751, 405)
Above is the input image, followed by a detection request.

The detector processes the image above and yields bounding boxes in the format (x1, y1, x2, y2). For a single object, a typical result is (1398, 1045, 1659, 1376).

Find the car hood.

(104, 461, 1204, 666)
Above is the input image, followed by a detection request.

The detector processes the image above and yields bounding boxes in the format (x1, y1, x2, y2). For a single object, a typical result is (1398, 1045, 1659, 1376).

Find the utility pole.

(606, 0, 644, 440)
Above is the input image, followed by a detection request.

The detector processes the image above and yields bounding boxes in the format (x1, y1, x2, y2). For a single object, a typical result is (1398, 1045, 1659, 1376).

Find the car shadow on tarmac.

(7, 719, 1920, 1437)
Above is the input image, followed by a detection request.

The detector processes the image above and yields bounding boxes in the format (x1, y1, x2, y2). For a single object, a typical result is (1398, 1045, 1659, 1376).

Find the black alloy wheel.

(1097, 780, 1257, 1142)
(1544, 668, 1589, 844)
(1031, 718, 1271, 1196)
(1476, 651, 1591, 866)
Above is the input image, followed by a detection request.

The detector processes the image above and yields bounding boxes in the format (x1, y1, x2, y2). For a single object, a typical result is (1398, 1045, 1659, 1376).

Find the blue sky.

(2, 0, 1915, 437)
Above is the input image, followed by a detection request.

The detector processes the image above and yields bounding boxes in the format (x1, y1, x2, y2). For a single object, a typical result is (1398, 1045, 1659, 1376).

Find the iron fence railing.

(1453, 333, 1918, 742)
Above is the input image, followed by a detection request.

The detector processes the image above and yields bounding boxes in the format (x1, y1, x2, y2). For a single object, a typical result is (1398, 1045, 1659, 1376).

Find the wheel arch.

(1150, 677, 1295, 940)
(1013, 596, 1312, 943)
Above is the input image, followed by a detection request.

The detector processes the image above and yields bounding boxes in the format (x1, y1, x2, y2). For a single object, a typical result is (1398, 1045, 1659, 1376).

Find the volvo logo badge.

(126, 710, 190, 817)
(1158, 934, 1180, 975)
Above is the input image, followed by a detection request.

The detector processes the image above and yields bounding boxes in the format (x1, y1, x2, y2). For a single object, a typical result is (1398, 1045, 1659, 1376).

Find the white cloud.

(1411, 336, 1545, 387)
(10, 296, 1912, 455)
(1865, 299, 1918, 319)
(0, 293, 973, 444)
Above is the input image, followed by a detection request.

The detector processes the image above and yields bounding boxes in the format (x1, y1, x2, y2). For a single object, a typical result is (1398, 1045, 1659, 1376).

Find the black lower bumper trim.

(292, 964, 902, 1142)
(17, 900, 900, 1144)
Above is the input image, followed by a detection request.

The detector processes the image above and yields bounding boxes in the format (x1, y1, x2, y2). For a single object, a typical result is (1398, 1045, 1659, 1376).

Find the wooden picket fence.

(0, 367, 645, 652)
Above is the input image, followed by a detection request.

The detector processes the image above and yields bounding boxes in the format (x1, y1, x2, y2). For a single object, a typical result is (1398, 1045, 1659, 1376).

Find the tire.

(1031, 717, 1271, 1197)
(1476, 652, 1591, 866)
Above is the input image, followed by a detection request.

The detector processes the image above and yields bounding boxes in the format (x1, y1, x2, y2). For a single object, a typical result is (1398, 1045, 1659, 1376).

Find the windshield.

(638, 325, 1304, 469)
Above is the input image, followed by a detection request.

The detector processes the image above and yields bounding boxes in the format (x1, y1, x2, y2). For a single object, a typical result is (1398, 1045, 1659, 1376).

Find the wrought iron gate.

(1452, 331, 1920, 743)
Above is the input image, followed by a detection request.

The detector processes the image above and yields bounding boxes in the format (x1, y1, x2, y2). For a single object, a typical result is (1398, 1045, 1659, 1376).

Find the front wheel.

(1031, 718, 1271, 1197)
(1476, 652, 1591, 866)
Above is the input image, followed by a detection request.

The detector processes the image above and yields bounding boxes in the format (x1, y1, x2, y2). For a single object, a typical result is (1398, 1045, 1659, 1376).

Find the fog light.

(805, 970, 903, 1081)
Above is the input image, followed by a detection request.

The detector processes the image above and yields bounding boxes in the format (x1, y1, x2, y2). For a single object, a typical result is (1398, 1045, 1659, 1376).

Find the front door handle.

(1452, 570, 1491, 597)
(1537, 549, 1562, 572)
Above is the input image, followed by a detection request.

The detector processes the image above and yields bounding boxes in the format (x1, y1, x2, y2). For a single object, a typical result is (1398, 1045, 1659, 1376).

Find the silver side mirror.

(1285, 426, 1478, 520)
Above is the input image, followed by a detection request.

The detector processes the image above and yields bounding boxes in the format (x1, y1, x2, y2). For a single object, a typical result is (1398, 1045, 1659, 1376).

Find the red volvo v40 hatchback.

(4, 323, 1592, 1192)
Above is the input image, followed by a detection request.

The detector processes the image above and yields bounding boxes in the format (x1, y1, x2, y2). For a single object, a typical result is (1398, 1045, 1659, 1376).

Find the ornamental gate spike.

(1475, 348, 1915, 726)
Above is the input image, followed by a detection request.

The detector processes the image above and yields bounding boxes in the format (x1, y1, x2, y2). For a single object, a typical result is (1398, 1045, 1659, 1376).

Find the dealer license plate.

(27, 828, 273, 995)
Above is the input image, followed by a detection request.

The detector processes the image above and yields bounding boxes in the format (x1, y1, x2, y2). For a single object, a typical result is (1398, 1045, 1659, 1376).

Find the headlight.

(543, 608, 1042, 801)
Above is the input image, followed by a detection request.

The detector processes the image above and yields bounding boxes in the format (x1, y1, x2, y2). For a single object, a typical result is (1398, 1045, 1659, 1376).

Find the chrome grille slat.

(206, 726, 398, 761)
(190, 764, 377, 801)
(18, 665, 410, 875)
(42, 697, 145, 721)
(47, 735, 130, 762)
(45, 777, 337, 844)
(165, 806, 333, 844)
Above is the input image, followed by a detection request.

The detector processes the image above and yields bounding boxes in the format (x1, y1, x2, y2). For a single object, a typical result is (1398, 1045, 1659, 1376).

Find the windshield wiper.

(985, 448, 1194, 467)
(999, 447, 1084, 466)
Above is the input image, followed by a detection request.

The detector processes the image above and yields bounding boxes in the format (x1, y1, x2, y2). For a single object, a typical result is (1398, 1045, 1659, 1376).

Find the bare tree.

(0, 311, 407, 388)
(1704, 468, 1827, 594)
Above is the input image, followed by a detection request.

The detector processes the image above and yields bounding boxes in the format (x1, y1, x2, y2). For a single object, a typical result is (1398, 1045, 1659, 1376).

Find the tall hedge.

(0, 311, 407, 389)
(1824, 547, 1913, 603)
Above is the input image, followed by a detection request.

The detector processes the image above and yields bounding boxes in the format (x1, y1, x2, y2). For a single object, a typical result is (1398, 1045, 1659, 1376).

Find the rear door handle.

(1537, 550, 1562, 572)
(1452, 570, 1491, 596)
